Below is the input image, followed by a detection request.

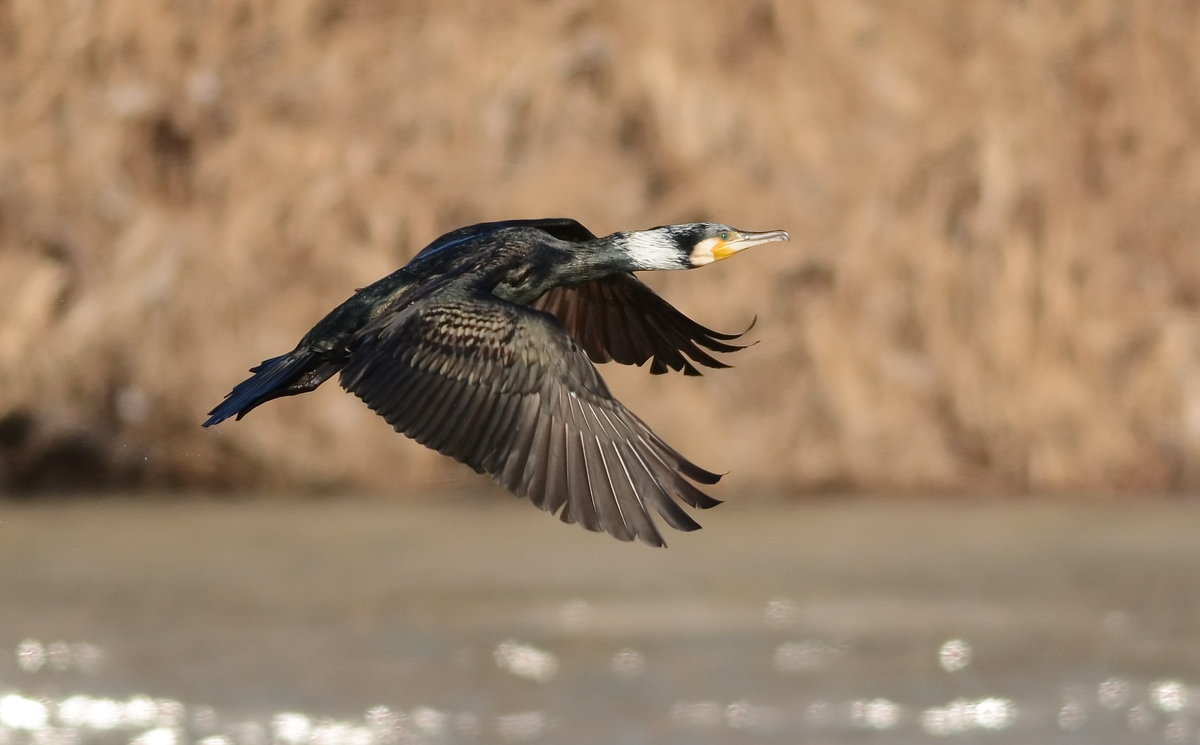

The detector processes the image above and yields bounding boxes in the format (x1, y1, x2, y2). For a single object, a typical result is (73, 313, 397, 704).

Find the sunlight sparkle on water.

(1057, 700, 1087, 731)
(495, 711, 549, 742)
(14, 642, 44, 673)
(493, 640, 558, 683)
(1097, 677, 1131, 709)
(938, 638, 972, 672)
(1163, 718, 1190, 744)
(557, 600, 594, 631)
(0, 695, 48, 730)
(362, 706, 397, 738)
(5, 613, 1199, 745)
(920, 697, 1016, 735)
(14, 640, 102, 675)
(850, 698, 904, 731)
(130, 727, 178, 745)
(804, 700, 837, 729)
(57, 696, 122, 730)
(308, 721, 373, 745)
(1150, 680, 1189, 712)
(762, 597, 799, 629)
(668, 700, 722, 730)
(724, 700, 781, 733)
(610, 648, 645, 678)
(271, 713, 311, 744)
(409, 706, 448, 737)
(772, 639, 841, 674)
(1127, 702, 1155, 732)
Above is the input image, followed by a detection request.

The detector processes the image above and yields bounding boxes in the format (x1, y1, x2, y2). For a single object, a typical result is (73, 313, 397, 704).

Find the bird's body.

(205, 218, 788, 546)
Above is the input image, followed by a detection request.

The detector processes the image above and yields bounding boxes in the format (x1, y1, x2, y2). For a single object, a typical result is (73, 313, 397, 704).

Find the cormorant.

(204, 218, 789, 546)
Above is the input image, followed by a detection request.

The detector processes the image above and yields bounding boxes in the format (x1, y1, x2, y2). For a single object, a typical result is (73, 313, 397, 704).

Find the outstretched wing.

(532, 274, 753, 376)
(338, 291, 721, 546)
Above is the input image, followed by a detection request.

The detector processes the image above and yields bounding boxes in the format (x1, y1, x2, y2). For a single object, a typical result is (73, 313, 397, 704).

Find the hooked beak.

(712, 229, 791, 261)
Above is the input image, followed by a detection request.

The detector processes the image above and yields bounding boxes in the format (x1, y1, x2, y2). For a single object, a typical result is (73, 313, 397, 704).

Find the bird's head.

(616, 223, 791, 271)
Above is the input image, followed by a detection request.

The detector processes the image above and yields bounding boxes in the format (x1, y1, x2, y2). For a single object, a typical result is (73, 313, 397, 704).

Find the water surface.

(1, 496, 1197, 744)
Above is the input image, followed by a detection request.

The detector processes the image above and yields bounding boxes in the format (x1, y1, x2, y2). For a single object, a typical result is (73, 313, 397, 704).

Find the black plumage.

(204, 218, 789, 546)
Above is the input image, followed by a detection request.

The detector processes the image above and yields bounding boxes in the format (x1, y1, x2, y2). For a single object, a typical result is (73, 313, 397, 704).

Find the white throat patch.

(618, 230, 682, 271)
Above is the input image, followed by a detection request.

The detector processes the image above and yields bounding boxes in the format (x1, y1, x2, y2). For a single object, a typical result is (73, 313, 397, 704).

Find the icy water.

(1, 496, 1198, 745)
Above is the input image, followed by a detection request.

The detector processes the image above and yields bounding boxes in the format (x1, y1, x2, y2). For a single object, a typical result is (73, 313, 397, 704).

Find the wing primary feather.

(468, 388, 514, 470)
(411, 370, 478, 450)
(632, 427, 723, 485)
(570, 292, 599, 365)
(518, 397, 554, 501)
(587, 403, 704, 537)
(458, 383, 499, 465)
(639, 441, 722, 509)
(672, 478, 723, 509)
(588, 405, 630, 447)
(416, 388, 462, 452)
(562, 395, 600, 531)
(397, 369, 446, 439)
(500, 396, 541, 489)
(553, 290, 583, 353)
(600, 396, 721, 486)
(611, 294, 675, 370)
(582, 431, 632, 541)
(443, 382, 490, 461)
(637, 314, 696, 374)
(638, 313, 720, 373)
(543, 416, 571, 517)
(604, 440, 665, 546)
(630, 277, 751, 347)
(590, 436, 648, 539)
(599, 283, 638, 364)
(624, 442, 702, 532)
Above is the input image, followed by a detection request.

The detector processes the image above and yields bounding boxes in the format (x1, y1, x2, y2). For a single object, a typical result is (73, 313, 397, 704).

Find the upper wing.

(338, 291, 721, 546)
(532, 274, 753, 376)
(412, 218, 598, 262)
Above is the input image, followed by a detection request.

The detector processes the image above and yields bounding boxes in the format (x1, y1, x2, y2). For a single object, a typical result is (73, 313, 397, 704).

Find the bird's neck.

(609, 230, 687, 271)
(490, 234, 668, 305)
(559, 238, 640, 278)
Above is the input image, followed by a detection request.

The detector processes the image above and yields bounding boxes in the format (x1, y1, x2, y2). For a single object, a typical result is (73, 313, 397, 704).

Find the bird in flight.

(204, 218, 789, 546)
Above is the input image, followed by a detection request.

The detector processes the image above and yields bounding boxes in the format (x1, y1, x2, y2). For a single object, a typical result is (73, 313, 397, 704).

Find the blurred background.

(4, 0, 1200, 496)
(2, 2, 1199, 744)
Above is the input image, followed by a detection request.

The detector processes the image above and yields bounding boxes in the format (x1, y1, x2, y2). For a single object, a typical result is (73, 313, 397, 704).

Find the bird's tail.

(203, 352, 338, 426)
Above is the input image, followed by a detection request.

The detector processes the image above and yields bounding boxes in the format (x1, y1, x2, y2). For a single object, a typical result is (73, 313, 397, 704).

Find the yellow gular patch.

(712, 241, 737, 261)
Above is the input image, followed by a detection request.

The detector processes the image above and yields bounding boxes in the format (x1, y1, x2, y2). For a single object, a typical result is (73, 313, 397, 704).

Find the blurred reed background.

(2, 0, 1199, 497)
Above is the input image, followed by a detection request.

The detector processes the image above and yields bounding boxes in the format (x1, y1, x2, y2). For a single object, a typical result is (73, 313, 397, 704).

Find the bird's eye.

(718, 231, 731, 242)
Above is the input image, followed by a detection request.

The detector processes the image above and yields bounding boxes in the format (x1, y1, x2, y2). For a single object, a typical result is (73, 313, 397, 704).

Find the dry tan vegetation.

(3, 1, 1200, 496)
